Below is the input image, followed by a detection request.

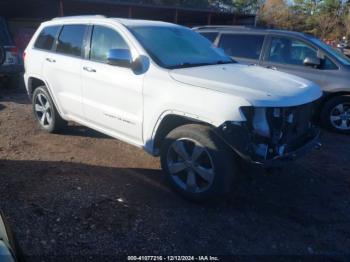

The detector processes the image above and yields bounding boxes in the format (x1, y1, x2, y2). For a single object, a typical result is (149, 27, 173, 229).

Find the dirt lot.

(0, 86, 350, 261)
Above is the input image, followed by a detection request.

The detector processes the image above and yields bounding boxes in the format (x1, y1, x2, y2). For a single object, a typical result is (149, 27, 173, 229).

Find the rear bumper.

(0, 64, 24, 76)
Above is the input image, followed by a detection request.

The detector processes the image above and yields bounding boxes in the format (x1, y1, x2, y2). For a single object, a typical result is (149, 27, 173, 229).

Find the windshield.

(129, 25, 234, 69)
(310, 37, 350, 66)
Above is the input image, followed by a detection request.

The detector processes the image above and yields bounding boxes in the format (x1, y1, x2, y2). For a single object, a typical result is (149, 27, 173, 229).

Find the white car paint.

(170, 63, 321, 107)
(24, 16, 322, 156)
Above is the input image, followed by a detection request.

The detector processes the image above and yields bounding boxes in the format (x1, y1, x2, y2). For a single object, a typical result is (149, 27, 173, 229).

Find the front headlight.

(240, 106, 270, 138)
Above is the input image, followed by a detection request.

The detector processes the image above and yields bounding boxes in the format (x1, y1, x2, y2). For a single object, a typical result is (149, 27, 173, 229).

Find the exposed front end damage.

(216, 101, 321, 166)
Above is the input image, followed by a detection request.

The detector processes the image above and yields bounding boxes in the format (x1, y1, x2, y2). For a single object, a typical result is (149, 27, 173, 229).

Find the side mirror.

(107, 49, 132, 68)
(303, 57, 321, 68)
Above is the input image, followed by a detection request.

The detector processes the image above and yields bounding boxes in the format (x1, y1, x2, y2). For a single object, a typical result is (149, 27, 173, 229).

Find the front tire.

(160, 124, 236, 202)
(32, 86, 66, 133)
(321, 95, 350, 134)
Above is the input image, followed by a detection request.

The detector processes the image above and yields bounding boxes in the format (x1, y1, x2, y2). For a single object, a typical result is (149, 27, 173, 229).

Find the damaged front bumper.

(216, 101, 322, 167)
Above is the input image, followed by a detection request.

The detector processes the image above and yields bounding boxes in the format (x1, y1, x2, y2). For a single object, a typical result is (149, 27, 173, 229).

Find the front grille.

(266, 102, 314, 149)
(245, 100, 319, 161)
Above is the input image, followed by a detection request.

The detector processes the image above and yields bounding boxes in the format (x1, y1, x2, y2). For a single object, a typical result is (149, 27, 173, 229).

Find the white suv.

(24, 16, 322, 201)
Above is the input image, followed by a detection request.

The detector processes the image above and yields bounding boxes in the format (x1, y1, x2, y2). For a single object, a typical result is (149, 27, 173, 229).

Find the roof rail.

(193, 25, 257, 30)
(52, 15, 106, 21)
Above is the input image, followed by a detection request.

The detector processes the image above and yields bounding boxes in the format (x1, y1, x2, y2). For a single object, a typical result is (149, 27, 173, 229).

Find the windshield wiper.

(215, 60, 237, 65)
(174, 62, 213, 69)
(171, 60, 235, 69)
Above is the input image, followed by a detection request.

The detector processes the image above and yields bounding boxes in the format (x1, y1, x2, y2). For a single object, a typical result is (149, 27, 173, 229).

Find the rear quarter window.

(219, 34, 265, 60)
(34, 25, 61, 51)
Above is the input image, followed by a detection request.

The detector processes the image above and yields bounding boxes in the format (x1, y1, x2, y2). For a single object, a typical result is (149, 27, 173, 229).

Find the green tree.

(259, 0, 293, 29)
(343, 3, 350, 39)
(258, 0, 348, 40)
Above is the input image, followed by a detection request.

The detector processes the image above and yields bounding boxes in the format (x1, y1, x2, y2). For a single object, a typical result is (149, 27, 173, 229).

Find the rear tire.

(32, 86, 66, 133)
(321, 95, 350, 134)
(160, 124, 236, 202)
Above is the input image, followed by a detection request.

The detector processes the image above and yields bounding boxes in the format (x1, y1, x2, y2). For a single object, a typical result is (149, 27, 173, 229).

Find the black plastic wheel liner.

(0, 45, 5, 65)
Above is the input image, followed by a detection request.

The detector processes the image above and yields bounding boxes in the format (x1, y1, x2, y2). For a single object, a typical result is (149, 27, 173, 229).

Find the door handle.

(83, 66, 96, 73)
(46, 58, 56, 63)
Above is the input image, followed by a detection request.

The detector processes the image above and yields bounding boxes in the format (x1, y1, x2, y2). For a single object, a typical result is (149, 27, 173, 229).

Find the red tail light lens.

(10, 47, 19, 54)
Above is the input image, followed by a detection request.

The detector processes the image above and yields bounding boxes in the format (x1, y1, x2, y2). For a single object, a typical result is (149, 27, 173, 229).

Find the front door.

(81, 25, 144, 145)
(261, 36, 332, 88)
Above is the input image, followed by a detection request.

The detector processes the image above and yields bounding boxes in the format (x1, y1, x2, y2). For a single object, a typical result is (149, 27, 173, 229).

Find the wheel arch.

(148, 113, 213, 156)
(27, 76, 65, 117)
(28, 77, 46, 98)
(319, 91, 350, 114)
(319, 91, 350, 132)
(323, 91, 350, 101)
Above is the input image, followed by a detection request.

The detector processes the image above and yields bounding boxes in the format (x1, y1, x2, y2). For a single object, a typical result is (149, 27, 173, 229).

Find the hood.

(170, 63, 322, 107)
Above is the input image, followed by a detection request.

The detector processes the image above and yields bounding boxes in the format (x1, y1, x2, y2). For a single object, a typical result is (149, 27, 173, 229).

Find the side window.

(218, 34, 265, 60)
(90, 25, 129, 64)
(34, 26, 61, 51)
(56, 25, 87, 57)
(323, 57, 338, 70)
(199, 32, 218, 43)
(268, 37, 317, 66)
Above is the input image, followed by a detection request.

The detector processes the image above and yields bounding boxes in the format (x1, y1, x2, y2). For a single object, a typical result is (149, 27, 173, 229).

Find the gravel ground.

(0, 86, 350, 261)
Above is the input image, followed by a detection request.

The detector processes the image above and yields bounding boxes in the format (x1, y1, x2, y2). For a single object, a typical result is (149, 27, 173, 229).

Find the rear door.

(217, 32, 266, 65)
(42, 24, 87, 118)
(261, 35, 334, 87)
(29, 25, 61, 82)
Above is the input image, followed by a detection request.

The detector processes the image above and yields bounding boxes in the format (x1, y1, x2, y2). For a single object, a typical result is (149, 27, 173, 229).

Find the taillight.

(10, 47, 18, 54)
(23, 51, 26, 61)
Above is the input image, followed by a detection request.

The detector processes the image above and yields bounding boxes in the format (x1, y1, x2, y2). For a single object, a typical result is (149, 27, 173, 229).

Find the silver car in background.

(195, 26, 350, 134)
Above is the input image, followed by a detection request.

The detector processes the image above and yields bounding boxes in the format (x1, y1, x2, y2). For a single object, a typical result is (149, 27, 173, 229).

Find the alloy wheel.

(34, 93, 52, 128)
(330, 103, 350, 130)
(167, 138, 215, 193)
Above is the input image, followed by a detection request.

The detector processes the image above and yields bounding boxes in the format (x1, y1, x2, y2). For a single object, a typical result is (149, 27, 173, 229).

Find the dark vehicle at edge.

(0, 17, 23, 88)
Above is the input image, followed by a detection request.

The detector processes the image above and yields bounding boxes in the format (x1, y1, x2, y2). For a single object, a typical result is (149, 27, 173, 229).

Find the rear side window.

(219, 34, 265, 60)
(34, 26, 61, 51)
(56, 25, 87, 57)
(323, 57, 338, 70)
(268, 37, 318, 65)
(199, 32, 218, 43)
